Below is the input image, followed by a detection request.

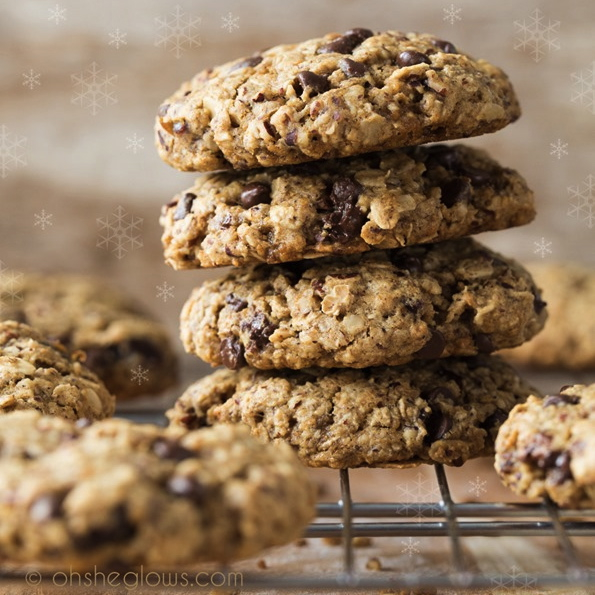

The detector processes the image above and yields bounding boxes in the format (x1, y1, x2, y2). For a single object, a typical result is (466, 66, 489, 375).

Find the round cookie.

(155, 29, 520, 172)
(180, 238, 547, 370)
(161, 144, 535, 269)
(0, 273, 178, 400)
(495, 384, 595, 508)
(167, 355, 538, 469)
(501, 262, 595, 370)
(0, 411, 315, 568)
(0, 320, 115, 420)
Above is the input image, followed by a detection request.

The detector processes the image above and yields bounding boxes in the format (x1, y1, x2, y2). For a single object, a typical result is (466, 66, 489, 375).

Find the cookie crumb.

(353, 536, 372, 547)
(294, 538, 308, 547)
(256, 559, 267, 569)
(366, 556, 382, 571)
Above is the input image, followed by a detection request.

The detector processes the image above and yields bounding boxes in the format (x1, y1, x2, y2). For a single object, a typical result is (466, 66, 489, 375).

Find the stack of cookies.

(156, 29, 547, 469)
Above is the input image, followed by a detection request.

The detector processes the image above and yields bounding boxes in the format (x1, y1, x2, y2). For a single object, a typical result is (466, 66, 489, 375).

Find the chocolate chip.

(543, 393, 580, 407)
(285, 130, 297, 146)
(263, 120, 279, 139)
(439, 178, 471, 208)
(481, 409, 508, 431)
(152, 438, 195, 461)
(173, 193, 196, 221)
(318, 28, 373, 54)
(225, 294, 248, 312)
(30, 492, 67, 522)
(339, 58, 367, 77)
(128, 339, 163, 366)
(167, 475, 205, 503)
(73, 505, 135, 550)
(426, 145, 462, 171)
(231, 54, 263, 70)
(432, 39, 457, 53)
(242, 312, 277, 351)
(319, 177, 366, 243)
(295, 71, 330, 96)
(397, 50, 431, 67)
(240, 182, 271, 208)
(414, 330, 446, 359)
(474, 333, 495, 354)
(390, 254, 424, 274)
(423, 386, 455, 402)
(425, 409, 453, 441)
(219, 337, 246, 370)
(549, 452, 572, 485)
(533, 293, 547, 314)
(403, 297, 423, 313)
(172, 121, 188, 134)
(460, 164, 492, 186)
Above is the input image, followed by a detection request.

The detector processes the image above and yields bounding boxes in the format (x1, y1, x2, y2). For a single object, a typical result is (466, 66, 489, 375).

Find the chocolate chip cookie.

(167, 355, 537, 468)
(161, 144, 535, 269)
(0, 320, 115, 420)
(0, 273, 178, 400)
(0, 411, 315, 567)
(501, 262, 595, 370)
(155, 29, 520, 171)
(180, 238, 547, 370)
(495, 384, 595, 508)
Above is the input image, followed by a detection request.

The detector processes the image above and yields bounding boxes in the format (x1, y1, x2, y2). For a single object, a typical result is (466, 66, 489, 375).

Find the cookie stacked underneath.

(156, 29, 546, 468)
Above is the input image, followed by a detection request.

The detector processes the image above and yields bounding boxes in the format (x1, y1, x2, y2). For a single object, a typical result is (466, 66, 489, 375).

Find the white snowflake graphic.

(48, 3, 67, 25)
(400, 537, 421, 557)
(396, 471, 441, 522)
(130, 365, 149, 386)
(22, 69, 41, 90)
(156, 281, 175, 303)
(0, 261, 24, 314)
(567, 174, 595, 229)
(0, 125, 27, 179)
(443, 4, 462, 25)
(571, 62, 595, 115)
(71, 62, 118, 116)
(34, 209, 53, 231)
(108, 28, 128, 49)
(125, 133, 144, 154)
(468, 476, 488, 498)
(96, 206, 144, 260)
(550, 138, 568, 159)
(154, 5, 201, 59)
(491, 565, 537, 590)
(221, 12, 240, 33)
(533, 237, 552, 259)
(513, 9, 560, 62)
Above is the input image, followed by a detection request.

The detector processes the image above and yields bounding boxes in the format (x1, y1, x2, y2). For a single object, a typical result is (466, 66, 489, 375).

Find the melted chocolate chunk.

(128, 339, 164, 365)
(543, 393, 581, 407)
(243, 312, 277, 351)
(426, 145, 462, 171)
(474, 333, 495, 354)
(232, 54, 263, 70)
(425, 409, 453, 441)
(167, 475, 206, 503)
(397, 50, 431, 67)
(319, 177, 366, 243)
(285, 130, 297, 146)
(432, 39, 458, 53)
(389, 253, 424, 274)
(423, 386, 455, 402)
(549, 452, 573, 485)
(294, 71, 330, 96)
(533, 293, 547, 314)
(439, 178, 471, 207)
(152, 438, 195, 461)
(73, 505, 135, 551)
(481, 409, 508, 431)
(225, 294, 248, 312)
(339, 58, 367, 77)
(317, 28, 373, 54)
(219, 337, 246, 370)
(240, 182, 271, 208)
(173, 193, 196, 221)
(414, 330, 446, 359)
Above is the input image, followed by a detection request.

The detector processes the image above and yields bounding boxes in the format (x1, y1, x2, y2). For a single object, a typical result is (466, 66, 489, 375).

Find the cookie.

(167, 355, 537, 469)
(0, 273, 178, 400)
(495, 384, 595, 508)
(0, 411, 315, 567)
(501, 262, 595, 370)
(155, 29, 520, 172)
(180, 238, 547, 370)
(0, 320, 115, 420)
(161, 144, 535, 269)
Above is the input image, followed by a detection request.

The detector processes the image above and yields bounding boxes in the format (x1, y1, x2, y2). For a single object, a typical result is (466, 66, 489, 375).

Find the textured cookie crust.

(180, 238, 547, 370)
(0, 321, 115, 420)
(161, 144, 535, 269)
(0, 274, 178, 400)
(495, 384, 595, 508)
(155, 29, 520, 171)
(0, 412, 315, 568)
(502, 262, 595, 370)
(167, 356, 537, 469)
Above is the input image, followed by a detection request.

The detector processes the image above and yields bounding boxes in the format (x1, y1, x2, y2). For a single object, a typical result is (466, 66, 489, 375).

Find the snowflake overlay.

(154, 5, 201, 59)
(513, 9, 560, 62)
(468, 476, 488, 498)
(567, 175, 595, 229)
(550, 138, 568, 159)
(221, 12, 240, 33)
(491, 565, 537, 591)
(71, 62, 118, 116)
(533, 237, 552, 258)
(34, 210, 53, 231)
(22, 69, 41, 90)
(0, 261, 23, 314)
(156, 282, 175, 303)
(400, 537, 421, 557)
(125, 133, 144, 154)
(0, 125, 27, 179)
(108, 29, 128, 49)
(96, 206, 144, 260)
(443, 4, 462, 25)
(48, 4, 66, 25)
(396, 471, 442, 522)
(571, 62, 595, 115)
(130, 365, 149, 386)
